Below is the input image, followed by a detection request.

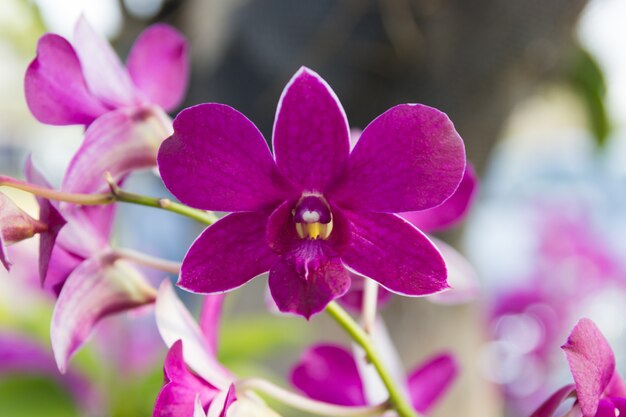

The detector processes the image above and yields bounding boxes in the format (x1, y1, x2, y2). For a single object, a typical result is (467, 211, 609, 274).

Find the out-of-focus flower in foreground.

(290, 343, 458, 414)
(531, 318, 626, 417)
(25, 16, 188, 193)
(158, 66, 466, 318)
(154, 281, 281, 417)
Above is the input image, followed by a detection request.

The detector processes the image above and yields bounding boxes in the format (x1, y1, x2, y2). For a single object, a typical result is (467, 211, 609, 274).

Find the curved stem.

(362, 279, 379, 335)
(0, 176, 216, 225)
(326, 301, 419, 417)
(236, 378, 388, 417)
(114, 248, 181, 274)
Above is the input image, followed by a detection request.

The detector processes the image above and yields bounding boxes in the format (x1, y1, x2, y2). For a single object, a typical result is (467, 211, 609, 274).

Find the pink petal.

(127, 24, 189, 112)
(63, 108, 167, 195)
(401, 164, 478, 233)
(290, 344, 366, 406)
(158, 103, 293, 212)
(269, 248, 351, 319)
(155, 281, 232, 388)
(73, 16, 138, 108)
(426, 237, 479, 304)
(530, 384, 576, 417)
(341, 212, 448, 296)
(51, 255, 156, 373)
(178, 212, 278, 294)
(562, 318, 616, 417)
(199, 294, 225, 358)
(272, 67, 350, 192)
(24, 34, 108, 125)
(330, 104, 466, 213)
(407, 353, 458, 413)
(0, 235, 8, 270)
(154, 340, 218, 417)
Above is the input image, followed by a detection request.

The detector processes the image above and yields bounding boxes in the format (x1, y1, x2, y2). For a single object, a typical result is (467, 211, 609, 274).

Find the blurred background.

(1, 0, 626, 416)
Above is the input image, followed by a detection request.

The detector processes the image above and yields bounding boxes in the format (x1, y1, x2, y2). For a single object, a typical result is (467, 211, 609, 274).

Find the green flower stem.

(114, 248, 181, 274)
(326, 301, 420, 417)
(236, 377, 388, 417)
(0, 175, 216, 225)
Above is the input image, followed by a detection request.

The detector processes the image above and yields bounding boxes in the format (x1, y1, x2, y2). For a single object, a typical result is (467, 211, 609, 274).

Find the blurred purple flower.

(0, 331, 103, 416)
(25, 17, 189, 193)
(340, 164, 479, 311)
(158, 67, 466, 318)
(531, 318, 626, 417)
(1, 190, 64, 271)
(290, 343, 458, 414)
(23, 159, 156, 373)
(154, 281, 280, 417)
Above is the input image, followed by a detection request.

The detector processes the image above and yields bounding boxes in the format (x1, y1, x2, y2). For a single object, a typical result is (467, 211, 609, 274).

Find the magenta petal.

(178, 212, 277, 294)
(339, 274, 393, 312)
(290, 344, 366, 406)
(342, 212, 448, 296)
(595, 399, 619, 417)
(158, 103, 292, 211)
(51, 255, 156, 373)
(426, 237, 479, 305)
(63, 108, 164, 195)
(199, 294, 225, 358)
(407, 353, 458, 413)
(268, 250, 351, 319)
(401, 164, 478, 233)
(272, 67, 350, 192)
(562, 318, 616, 417)
(0, 235, 8, 270)
(127, 24, 188, 112)
(605, 372, 626, 398)
(73, 16, 138, 107)
(330, 104, 466, 213)
(154, 340, 218, 417)
(24, 34, 108, 125)
(530, 384, 576, 417)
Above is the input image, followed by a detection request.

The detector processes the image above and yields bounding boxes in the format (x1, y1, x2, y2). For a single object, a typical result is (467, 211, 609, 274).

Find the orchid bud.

(0, 192, 46, 245)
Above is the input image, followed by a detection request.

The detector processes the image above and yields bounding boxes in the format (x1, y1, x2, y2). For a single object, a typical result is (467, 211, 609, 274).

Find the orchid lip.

(293, 194, 333, 240)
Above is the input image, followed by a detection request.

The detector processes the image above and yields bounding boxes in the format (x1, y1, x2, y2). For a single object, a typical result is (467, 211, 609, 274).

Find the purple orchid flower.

(25, 16, 188, 193)
(340, 164, 480, 311)
(154, 281, 281, 417)
(0, 331, 103, 416)
(531, 318, 626, 417)
(23, 159, 156, 373)
(290, 343, 458, 414)
(0, 189, 65, 272)
(157, 67, 466, 318)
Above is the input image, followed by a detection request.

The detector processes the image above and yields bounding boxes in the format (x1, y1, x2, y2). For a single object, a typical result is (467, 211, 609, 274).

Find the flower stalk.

(0, 175, 216, 225)
(114, 248, 181, 274)
(236, 377, 389, 417)
(326, 301, 420, 417)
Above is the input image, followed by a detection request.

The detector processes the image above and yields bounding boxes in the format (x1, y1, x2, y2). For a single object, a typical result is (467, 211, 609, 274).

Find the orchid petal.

(199, 294, 225, 358)
(24, 34, 108, 125)
(193, 395, 208, 417)
(154, 340, 217, 417)
(0, 235, 8, 270)
(0, 332, 102, 415)
(427, 237, 479, 304)
(178, 212, 277, 294)
(155, 281, 232, 389)
(269, 251, 350, 319)
(51, 255, 156, 373)
(290, 344, 366, 406)
(562, 318, 616, 417)
(595, 399, 618, 417)
(206, 385, 236, 417)
(63, 107, 167, 195)
(158, 103, 292, 212)
(341, 212, 448, 296)
(127, 24, 189, 111)
(339, 274, 393, 312)
(272, 67, 350, 192)
(407, 353, 458, 413)
(605, 372, 626, 398)
(223, 398, 283, 417)
(43, 245, 83, 296)
(529, 384, 576, 417)
(73, 16, 138, 107)
(0, 192, 47, 244)
(401, 164, 478, 233)
(330, 104, 466, 213)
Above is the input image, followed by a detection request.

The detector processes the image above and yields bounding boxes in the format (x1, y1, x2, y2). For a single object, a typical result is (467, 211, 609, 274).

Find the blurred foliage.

(0, 375, 79, 417)
(568, 45, 611, 147)
(0, 0, 46, 55)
